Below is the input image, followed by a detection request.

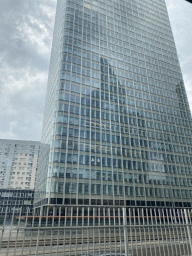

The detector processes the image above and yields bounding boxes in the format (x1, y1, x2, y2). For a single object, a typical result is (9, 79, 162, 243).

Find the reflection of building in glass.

(35, 0, 192, 210)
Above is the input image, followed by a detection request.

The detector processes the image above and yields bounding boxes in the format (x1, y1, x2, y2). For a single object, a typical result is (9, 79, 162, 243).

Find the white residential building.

(0, 140, 40, 190)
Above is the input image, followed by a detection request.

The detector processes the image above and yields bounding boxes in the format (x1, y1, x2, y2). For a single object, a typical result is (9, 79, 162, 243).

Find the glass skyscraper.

(35, 0, 192, 209)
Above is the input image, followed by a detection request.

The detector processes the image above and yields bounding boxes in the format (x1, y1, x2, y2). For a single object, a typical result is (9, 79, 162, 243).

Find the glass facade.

(35, 0, 192, 208)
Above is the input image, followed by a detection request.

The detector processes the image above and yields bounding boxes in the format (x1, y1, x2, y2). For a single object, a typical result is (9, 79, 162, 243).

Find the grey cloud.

(0, 0, 56, 71)
(0, 0, 57, 141)
(166, 0, 192, 112)
(0, 70, 48, 141)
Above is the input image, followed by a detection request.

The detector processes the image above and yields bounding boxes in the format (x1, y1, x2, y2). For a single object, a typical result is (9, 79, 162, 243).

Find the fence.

(0, 206, 192, 256)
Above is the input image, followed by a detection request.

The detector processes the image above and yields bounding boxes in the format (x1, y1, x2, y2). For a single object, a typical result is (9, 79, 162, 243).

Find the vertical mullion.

(21, 207, 29, 256)
(162, 208, 170, 256)
(129, 208, 134, 256)
(150, 208, 157, 256)
(146, 208, 152, 256)
(154, 208, 161, 256)
(165, 208, 173, 256)
(0, 208, 8, 255)
(87, 207, 90, 256)
(6, 206, 15, 256)
(43, 206, 49, 256)
(75, 207, 78, 256)
(81, 207, 84, 255)
(103, 208, 106, 255)
(169, 208, 177, 255)
(177, 209, 186, 255)
(113, 207, 117, 255)
(187, 208, 192, 255)
(28, 207, 35, 256)
(118, 207, 122, 255)
(93, 207, 95, 255)
(63, 206, 67, 255)
(177, 210, 185, 255)
(13, 207, 22, 255)
(123, 207, 128, 256)
(174, 209, 182, 256)
(133, 208, 138, 256)
(108, 208, 111, 255)
(137, 208, 143, 256)
(56, 207, 61, 256)
(181, 208, 190, 255)
(98, 207, 101, 255)
(170, 208, 178, 256)
(142, 208, 147, 255)
(69, 207, 72, 256)
(157, 208, 166, 256)
(35, 206, 43, 255)
(50, 207, 55, 255)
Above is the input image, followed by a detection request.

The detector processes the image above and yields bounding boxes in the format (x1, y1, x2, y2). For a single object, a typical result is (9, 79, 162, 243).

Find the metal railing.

(0, 206, 192, 255)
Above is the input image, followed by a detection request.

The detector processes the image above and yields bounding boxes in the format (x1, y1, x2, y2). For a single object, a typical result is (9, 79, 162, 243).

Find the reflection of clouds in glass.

(84, 0, 99, 12)
(92, 0, 99, 11)
(86, 4, 92, 9)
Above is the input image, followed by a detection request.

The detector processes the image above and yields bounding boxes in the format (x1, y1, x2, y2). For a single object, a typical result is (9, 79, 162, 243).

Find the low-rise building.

(0, 188, 34, 216)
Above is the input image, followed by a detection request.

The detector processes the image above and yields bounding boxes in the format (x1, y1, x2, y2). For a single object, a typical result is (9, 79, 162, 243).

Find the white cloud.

(166, 0, 192, 112)
(0, 0, 57, 141)
(0, 65, 48, 140)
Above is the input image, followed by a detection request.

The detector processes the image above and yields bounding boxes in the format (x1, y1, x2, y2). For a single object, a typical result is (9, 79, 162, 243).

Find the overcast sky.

(0, 0, 191, 141)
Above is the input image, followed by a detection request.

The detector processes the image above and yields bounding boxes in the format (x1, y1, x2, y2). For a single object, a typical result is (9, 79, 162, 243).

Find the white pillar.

(123, 208, 129, 256)
(184, 209, 192, 255)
